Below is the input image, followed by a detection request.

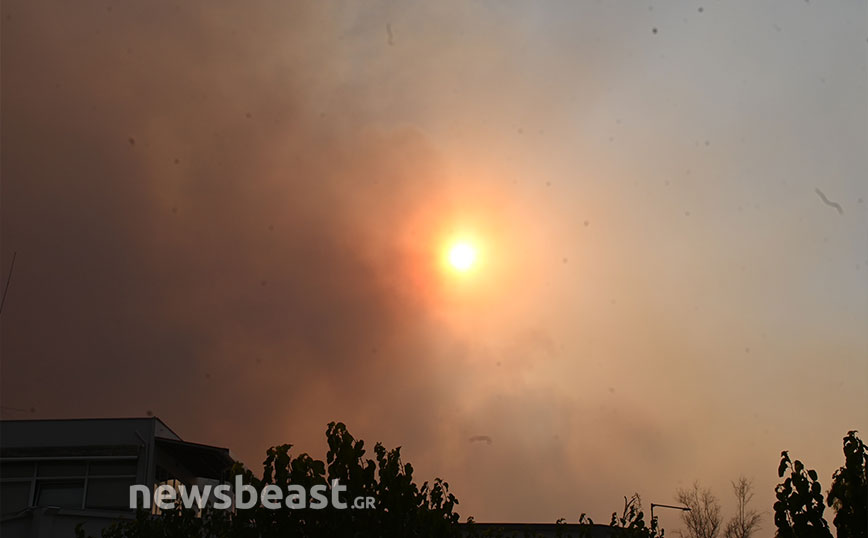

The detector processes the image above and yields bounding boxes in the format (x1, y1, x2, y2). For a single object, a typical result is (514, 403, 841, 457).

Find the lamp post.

(650, 503, 691, 527)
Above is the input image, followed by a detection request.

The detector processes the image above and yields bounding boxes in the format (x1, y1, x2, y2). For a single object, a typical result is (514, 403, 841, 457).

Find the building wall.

(1, 419, 181, 538)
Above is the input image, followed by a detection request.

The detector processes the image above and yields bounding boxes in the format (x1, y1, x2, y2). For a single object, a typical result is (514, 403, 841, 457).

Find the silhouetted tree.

(607, 494, 665, 538)
(723, 477, 762, 538)
(826, 431, 867, 538)
(79, 421, 461, 538)
(676, 482, 721, 538)
(571, 494, 664, 538)
(773, 451, 832, 538)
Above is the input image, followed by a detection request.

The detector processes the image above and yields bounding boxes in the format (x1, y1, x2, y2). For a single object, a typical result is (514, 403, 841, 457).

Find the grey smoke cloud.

(2, 0, 867, 527)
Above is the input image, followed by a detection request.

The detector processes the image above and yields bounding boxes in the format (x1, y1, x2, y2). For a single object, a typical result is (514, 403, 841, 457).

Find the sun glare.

(448, 242, 477, 272)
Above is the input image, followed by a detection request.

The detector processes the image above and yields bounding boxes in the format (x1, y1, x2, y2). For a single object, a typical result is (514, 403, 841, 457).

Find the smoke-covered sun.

(448, 242, 477, 272)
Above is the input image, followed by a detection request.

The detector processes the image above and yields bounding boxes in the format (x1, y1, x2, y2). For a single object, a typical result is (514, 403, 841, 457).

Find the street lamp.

(650, 503, 691, 524)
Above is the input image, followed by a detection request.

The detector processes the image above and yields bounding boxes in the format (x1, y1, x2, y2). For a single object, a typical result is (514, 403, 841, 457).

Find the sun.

(448, 242, 477, 272)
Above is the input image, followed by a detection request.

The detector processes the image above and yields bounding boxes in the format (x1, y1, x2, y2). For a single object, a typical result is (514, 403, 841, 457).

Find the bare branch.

(723, 476, 762, 538)
(676, 482, 722, 538)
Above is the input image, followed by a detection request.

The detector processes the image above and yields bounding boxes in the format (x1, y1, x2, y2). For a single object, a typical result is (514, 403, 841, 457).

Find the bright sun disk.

(448, 242, 477, 272)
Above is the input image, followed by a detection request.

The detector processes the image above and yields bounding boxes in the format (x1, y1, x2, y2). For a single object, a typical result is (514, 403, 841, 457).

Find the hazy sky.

(2, 0, 866, 529)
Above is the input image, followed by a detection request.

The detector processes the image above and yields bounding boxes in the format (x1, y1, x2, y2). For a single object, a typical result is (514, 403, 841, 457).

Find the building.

(462, 522, 616, 537)
(1, 418, 620, 538)
(0, 418, 234, 538)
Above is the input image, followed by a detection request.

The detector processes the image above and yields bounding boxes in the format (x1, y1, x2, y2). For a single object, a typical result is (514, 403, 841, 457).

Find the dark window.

(1, 482, 32, 514)
(0, 461, 34, 479)
(1, 458, 138, 512)
(86, 477, 135, 510)
(37, 462, 87, 477)
(35, 480, 84, 508)
(88, 461, 137, 476)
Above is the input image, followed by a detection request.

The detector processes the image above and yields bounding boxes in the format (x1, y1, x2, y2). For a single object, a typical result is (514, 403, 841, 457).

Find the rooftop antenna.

(0, 251, 17, 316)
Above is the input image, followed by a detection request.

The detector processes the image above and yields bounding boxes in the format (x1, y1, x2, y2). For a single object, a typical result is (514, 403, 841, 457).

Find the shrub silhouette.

(826, 431, 867, 538)
(79, 421, 460, 538)
(773, 452, 833, 538)
(774, 430, 867, 538)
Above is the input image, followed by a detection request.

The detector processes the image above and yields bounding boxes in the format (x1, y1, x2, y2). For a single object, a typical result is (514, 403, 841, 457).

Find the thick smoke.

(3, 0, 867, 526)
(1, 1, 459, 457)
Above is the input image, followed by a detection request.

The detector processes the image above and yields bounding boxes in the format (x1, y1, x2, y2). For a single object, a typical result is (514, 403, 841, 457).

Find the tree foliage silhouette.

(607, 494, 665, 538)
(78, 421, 461, 538)
(773, 451, 832, 538)
(826, 431, 867, 538)
(572, 494, 664, 538)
